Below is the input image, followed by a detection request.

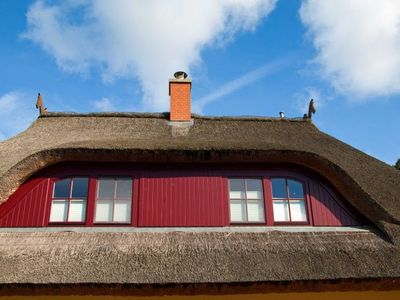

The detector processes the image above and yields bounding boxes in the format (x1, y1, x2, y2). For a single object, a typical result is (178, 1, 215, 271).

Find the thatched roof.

(0, 112, 399, 291)
(0, 230, 399, 289)
(0, 113, 399, 237)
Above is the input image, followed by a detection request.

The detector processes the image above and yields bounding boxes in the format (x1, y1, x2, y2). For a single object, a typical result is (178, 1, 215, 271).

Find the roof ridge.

(39, 112, 311, 123)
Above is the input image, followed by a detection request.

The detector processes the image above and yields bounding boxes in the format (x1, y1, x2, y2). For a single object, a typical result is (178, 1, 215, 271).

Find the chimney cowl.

(174, 71, 188, 80)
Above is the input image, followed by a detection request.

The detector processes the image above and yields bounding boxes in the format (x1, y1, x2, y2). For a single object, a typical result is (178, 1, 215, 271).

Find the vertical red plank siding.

(309, 181, 361, 226)
(0, 178, 50, 227)
(138, 172, 226, 227)
(0, 165, 365, 228)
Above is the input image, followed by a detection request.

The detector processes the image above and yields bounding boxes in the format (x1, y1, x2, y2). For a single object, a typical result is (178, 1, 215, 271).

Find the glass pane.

(273, 199, 290, 222)
(49, 200, 68, 222)
(114, 199, 131, 222)
(95, 199, 113, 222)
(246, 179, 263, 199)
(289, 199, 308, 222)
(116, 179, 132, 199)
(230, 200, 246, 222)
(98, 179, 115, 199)
(247, 200, 265, 222)
(71, 178, 89, 198)
(53, 179, 70, 198)
(68, 200, 86, 222)
(288, 179, 304, 199)
(229, 179, 245, 199)
(271, 178, 287, 198)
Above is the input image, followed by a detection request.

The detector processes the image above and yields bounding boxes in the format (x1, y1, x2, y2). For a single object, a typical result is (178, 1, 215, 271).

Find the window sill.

(0, 226, 372, 233)
(230, 222, 266, 226)
(274, 221, 310, 226)
(48, 222, 86, 226)
(93, 222, 132, 226)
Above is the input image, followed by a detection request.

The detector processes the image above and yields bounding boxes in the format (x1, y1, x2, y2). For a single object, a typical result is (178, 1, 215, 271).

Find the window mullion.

(86, 177, 96, 226)
(66, 178, 73, 222)
(244, 179, 248, 222)
(112, 178, 117, 222)
(285, 179, 292, 222)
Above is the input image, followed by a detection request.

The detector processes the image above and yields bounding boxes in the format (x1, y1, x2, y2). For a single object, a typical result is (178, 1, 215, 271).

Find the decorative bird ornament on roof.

(35, 93, 47, 116)
(304, 98, 316, 120)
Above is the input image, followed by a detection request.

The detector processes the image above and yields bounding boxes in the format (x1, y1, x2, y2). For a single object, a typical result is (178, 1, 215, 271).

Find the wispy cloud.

(300, 0, 400, 98)
(0, 91, 37, 141)
(193, 58, 292, 113)
(23, 0, 277, 111)
(92, 97, 114, 112)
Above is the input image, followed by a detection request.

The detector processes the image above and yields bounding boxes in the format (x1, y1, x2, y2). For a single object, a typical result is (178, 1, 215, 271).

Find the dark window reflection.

(54, 178, 71, 198)
(288, 179, 304, 199)
(71, 178, 89, 198)
(98, 179, 115, 199)
(116, 179, 132, 198)
(271, 178, 287, 198)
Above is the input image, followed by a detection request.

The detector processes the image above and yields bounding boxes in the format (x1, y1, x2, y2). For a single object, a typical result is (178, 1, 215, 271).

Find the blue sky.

(0, 0, 399, 165)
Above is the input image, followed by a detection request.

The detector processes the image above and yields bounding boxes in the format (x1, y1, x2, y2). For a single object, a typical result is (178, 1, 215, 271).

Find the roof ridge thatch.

(39, 112, 310, 123)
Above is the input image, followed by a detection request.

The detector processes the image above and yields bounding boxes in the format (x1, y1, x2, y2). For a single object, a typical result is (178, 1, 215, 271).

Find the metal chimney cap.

(174, 71, 188, 80)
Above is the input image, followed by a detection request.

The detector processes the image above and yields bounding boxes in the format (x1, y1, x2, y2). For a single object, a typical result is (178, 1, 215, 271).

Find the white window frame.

(228, 178, 265, 223)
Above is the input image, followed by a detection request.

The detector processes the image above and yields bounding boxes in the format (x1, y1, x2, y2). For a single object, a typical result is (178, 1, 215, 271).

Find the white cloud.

(23, 0, 276, 111)
(193, 58, 291, 113)
(0, 92, 37, 140)
(92, 97, 114, 112)
(300, 0, 400, 98)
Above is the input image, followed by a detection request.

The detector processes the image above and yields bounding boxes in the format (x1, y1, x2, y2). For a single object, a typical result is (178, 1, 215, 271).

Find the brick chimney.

(169, 71, 191, 122)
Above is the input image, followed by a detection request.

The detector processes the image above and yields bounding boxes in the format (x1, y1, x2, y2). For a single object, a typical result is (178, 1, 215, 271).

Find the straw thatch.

(0, 230, 399, 286)
(0, 112, 400, 290)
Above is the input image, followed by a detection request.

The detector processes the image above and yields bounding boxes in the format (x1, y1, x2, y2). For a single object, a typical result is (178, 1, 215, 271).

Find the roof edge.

(1, 278, 400, 296)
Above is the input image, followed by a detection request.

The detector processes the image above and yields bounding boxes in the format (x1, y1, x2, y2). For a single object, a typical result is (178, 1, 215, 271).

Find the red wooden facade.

(0, 163, 364, 227)
(139, 172, 228, 226)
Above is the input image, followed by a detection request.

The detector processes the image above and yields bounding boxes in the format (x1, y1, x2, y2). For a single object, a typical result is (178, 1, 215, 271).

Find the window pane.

(271, 178, 287, 198)
(116, 179, 132, 199)
(229, 179, 245, 199)
(54, 179, 70, 198)
(230, 200, 246, 222)
(95, 199, 113, 222)
(98, 179, 115, 199)
(71, 178, 89, 198)
(68, 200, 86, 222)
(114, 199, 131, 222)
(247, 200, 265, 222)
(50, 200, 68, 222)
(289, 199, 307, 222)
(288, 179, 304, 199)
(273, 199, 290, 222)
(246, 179, 263, 199)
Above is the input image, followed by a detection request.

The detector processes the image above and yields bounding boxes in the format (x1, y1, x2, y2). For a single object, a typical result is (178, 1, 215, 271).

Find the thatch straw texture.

(0, 231, 399, 285)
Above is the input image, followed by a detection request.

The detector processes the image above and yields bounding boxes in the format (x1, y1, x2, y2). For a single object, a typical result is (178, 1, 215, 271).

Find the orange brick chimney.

(169, 71, 191, 122)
